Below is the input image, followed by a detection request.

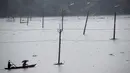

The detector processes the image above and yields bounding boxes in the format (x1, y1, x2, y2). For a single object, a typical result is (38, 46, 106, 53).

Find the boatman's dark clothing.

(8, 61, 11, 69)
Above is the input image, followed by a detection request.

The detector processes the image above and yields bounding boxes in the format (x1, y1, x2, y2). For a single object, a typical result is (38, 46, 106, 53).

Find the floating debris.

(126, 60, 129, 62)
(22, 20, 25, 21)
(32, 55, 37, 57)
(120, 52, 125, 54)
(109, 54, 115, 56)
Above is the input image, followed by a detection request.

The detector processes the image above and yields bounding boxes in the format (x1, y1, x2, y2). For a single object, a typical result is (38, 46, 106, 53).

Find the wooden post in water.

(27, 16, 29, 26)
(54, 29, 63, 65)
(58, 29, 62, 64)
(83, 11, 89, 35)
(42, 0, 44, 28)
(112, 12, 116, 40)
(42, 13, 44, 28)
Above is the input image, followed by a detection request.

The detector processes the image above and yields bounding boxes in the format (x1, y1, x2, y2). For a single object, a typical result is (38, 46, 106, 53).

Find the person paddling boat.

(8, 60, 16, 69)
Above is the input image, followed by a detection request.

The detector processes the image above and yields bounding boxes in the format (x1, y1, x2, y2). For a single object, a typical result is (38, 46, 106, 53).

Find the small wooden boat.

(5, 64, 36, 70)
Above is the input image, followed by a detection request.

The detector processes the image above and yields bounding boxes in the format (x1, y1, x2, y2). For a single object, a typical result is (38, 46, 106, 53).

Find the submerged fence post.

(112, 12, 116, 40)
(83, 11, 89, 35)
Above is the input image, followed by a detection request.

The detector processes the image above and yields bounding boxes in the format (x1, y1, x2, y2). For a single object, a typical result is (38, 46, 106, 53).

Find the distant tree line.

(0, 0, 130, 17)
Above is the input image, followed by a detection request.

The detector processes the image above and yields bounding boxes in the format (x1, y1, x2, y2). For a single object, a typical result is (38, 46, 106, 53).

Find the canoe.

(5, 64, 36, 70)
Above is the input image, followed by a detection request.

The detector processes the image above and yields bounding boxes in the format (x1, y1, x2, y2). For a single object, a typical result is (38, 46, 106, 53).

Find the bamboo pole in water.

(58, 29, 62, 64)
(83, 11, 89, 35)
(112, 12, 116, 40)
(54, 29, 63, 65)
(42, 15, 44, 28)
(42, 0, 44, 28)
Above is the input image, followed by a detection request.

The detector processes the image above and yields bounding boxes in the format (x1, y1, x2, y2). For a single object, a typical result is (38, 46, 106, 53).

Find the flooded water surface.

(0, 16, 130, 73)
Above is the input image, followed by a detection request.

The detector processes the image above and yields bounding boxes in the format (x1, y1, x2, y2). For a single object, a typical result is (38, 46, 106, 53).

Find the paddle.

(10, 61, 17, 67)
